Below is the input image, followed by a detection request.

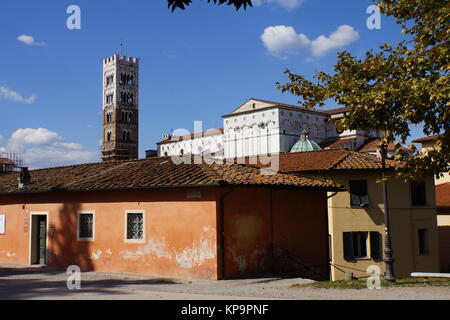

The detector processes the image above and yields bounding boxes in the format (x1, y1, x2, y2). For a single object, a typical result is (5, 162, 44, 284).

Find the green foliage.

(276, 0, 449, 180)
(292, 277, 450, 289)
(167, 0, 252, 11)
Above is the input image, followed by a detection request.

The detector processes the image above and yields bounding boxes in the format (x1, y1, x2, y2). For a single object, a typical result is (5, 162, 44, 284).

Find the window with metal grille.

(349, 180, 369, 207)
(78, 213, 94, 240)
(127, 213, 143, 240)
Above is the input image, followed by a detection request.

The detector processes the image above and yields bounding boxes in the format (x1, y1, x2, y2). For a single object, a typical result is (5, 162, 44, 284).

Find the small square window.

(349, 180, 369, 207)
(78, 212, 94, 241)
(126, 212, 144, 241)
(411, 180, 427, 206)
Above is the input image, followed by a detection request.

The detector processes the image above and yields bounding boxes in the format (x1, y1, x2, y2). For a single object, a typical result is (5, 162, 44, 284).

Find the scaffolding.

(0, 152, 23, 173)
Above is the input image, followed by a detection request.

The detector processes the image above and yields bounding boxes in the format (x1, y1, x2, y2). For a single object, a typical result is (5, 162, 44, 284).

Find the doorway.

(30, 214, 47, 265)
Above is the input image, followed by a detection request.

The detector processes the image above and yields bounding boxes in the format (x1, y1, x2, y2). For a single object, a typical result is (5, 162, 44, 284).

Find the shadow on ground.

(0, 266, 180, 300)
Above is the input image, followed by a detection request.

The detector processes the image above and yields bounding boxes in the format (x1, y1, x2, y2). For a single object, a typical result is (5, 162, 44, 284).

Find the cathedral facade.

(157, 98, 380, 158)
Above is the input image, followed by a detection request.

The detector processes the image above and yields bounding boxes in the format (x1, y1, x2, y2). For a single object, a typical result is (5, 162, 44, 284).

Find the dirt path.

(0, 264, 448, 300)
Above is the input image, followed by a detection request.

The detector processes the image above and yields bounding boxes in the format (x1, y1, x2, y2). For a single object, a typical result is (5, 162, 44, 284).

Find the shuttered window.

(418, 229, 429, 255)
(370, 232, 382, 260)
(411, 180, 427, 206)
(349, 180, 369, 207)
(344, 231, 383, 260)
(343, 232, 368, 259)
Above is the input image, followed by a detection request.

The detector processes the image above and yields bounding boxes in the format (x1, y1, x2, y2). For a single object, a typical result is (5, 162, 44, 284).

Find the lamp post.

(380, 142, 396, 282)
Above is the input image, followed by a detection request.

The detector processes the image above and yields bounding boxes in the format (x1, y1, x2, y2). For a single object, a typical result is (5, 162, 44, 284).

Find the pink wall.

(0, 188, 219, 279)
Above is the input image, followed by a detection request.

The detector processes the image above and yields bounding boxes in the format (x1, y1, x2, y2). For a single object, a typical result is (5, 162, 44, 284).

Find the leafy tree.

(167, 0, 252, 11)
(276, 0, 449, 180)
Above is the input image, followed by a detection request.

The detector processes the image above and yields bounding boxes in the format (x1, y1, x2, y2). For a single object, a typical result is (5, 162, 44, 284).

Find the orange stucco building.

(0, 157, 339, 280)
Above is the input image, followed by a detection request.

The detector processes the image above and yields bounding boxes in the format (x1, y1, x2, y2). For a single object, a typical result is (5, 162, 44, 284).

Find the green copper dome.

(290, 130, 322, 153)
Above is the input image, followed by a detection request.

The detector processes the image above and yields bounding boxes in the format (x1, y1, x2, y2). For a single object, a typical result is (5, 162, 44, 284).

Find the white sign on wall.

(0, 214, 5, 235)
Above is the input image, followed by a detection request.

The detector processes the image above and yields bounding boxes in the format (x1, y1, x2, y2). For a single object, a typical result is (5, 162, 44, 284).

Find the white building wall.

(158, 101, 381, 159)
(158, 133, 223, 157)
(278, 108, 330, 153)
(223, 108, 279, 158)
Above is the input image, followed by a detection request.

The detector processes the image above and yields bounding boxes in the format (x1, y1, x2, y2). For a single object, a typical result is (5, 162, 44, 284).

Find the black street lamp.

(380, 142, 396, 282)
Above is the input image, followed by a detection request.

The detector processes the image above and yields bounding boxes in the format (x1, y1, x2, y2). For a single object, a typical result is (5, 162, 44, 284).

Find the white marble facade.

(157, 99, 378, 158)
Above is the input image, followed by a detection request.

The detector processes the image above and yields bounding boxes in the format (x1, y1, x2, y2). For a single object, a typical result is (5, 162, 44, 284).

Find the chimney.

(18, 167, 31, 188)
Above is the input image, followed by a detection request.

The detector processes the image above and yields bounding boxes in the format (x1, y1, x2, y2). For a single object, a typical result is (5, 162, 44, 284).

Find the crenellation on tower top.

(104, 54, 139, 66)
(101, 52, 140, 161)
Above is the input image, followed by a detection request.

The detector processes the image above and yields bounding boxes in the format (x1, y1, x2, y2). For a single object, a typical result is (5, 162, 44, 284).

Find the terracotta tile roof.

(0, 157, 339, 195)
(358, 139, 398, 152)
(436, 183, 450, 208)
(320, 138, 357, 150)
(411, 134, 442, 143)
(227, 149, 403, 173)
(157, 128, 224, 145)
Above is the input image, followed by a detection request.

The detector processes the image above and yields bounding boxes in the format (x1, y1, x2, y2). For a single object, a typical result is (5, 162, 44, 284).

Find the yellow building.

(412, 134, 450, 185)
(412, 134, 450, 272)
(275, 149, 440, 280)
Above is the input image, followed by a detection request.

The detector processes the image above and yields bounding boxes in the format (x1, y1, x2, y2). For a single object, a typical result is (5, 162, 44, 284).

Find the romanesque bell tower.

(101, 54, 139, 161)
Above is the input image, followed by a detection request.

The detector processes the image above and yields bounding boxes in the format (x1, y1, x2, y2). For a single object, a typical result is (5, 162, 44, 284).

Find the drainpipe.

(219, 187, 234, 280)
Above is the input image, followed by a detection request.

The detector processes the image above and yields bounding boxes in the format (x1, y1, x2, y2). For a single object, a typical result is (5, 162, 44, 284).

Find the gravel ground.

(0, 264, 448, 300)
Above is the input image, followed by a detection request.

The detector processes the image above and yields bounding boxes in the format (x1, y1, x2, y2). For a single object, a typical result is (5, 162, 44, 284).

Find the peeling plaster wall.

(223, 188, 329, 280)
(0, 188, 218, 280)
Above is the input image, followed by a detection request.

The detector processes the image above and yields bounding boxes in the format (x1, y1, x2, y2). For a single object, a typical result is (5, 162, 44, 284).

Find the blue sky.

(0, 0, 425, 168)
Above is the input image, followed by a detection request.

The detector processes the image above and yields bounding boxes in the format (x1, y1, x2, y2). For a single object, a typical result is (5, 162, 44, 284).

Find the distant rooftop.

(436, 182, 450, 208)
(411, 134, 442, 144)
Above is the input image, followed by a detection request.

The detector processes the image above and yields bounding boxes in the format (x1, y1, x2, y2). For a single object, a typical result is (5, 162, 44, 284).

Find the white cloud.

(5, 128, 95, 168)
(20, 148, 94, 169)
(260, 25, 311, 58)
(311, 25, 360, 57)
(9, 128, 60, 147)
(261, 24, 359, 58)
(17, 34, 46, 46)
(253, 0, 305, 10)
(0, 86, 36, 104)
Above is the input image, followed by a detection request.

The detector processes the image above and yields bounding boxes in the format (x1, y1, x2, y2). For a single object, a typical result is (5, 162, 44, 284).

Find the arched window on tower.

(123, 130, 131, 142)
(128, 112, 133, 123)
(127, 94, 134, 104)
(107, 131, 112, 142)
